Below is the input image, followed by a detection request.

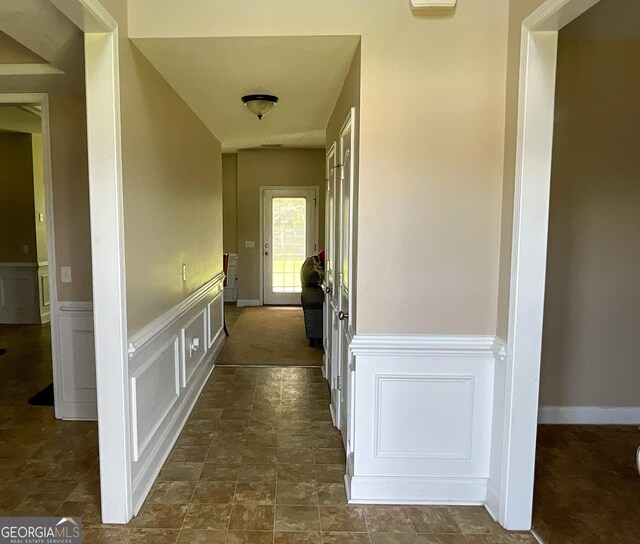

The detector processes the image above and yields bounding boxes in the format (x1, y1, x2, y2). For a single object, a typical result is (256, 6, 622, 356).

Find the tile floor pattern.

(83, 366, 536, 543)
(0, 324, 535, 543)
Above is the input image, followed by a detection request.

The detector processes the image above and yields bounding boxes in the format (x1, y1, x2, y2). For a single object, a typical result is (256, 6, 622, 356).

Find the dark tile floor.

(533, 424, 640, 544)
(0, 324, 537, 543)
(83, 366, 535, 543)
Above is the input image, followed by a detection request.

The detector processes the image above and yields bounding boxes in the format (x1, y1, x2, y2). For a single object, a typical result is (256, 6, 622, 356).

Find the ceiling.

(562, 0, 640, 40)
(0, 105, 41, 134)
(0, 30, 46, 64)
(133, 36, 360, 152)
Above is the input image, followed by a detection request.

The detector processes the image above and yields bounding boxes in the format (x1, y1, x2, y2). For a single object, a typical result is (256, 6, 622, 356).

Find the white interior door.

(337, 109, 356, 450)
(263, 188, 317, 305)
(325, 144, 340, 421)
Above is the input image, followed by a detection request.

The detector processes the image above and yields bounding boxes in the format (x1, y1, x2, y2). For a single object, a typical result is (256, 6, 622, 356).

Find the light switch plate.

(61, 266, 72, 283)
(411, 0, 456, 7)
(245, 241, 256, 248)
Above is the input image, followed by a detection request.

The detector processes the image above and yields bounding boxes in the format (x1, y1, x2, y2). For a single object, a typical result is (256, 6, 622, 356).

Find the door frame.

(501, 0, 600, 530)
(259, 185, 320, 306)
(0, 93, 59, 405)
(47, 0, 132, 524)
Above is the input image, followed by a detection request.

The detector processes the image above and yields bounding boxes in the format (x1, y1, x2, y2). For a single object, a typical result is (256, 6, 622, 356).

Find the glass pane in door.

(271, 197, 307, 293)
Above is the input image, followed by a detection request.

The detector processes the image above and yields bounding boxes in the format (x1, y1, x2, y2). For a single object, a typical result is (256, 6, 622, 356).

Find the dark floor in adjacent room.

(533, 425, 640, 544)
(0, 324, 100, 518)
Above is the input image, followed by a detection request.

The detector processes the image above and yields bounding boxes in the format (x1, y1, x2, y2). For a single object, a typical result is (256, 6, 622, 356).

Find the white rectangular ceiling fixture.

(411, 0, 456, 7)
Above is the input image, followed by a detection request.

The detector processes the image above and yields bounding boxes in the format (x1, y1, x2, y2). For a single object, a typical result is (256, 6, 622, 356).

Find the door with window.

(262, 188, 318, 305)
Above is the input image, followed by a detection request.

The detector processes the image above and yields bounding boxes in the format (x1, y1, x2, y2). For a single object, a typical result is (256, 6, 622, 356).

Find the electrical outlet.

(38, 213, 45, 222)
(181, 264, 187, 281)
(22, 244, 29, 254)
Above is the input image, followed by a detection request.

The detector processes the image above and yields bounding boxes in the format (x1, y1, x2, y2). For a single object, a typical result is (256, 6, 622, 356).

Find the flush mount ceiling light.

(241, 94, 279, 120)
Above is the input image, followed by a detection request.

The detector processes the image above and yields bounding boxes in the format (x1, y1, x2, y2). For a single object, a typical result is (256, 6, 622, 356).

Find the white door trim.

(259, 185, 319, 306)
(501, 0, 600, 531)
(52, 0, 131, 524)
(0, 93, 59, 387)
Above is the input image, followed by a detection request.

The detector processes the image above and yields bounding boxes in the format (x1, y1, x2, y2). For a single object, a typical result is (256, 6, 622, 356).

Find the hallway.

(84, 366, 534, 543)
(0, 327, 536, 542)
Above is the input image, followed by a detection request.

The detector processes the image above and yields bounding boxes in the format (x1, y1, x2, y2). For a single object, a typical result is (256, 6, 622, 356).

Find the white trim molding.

(346, 334, 500, 506)
(128, 272, 225, 355)
(538, 406, 640, 425)
(350, 334, 506, 358)
(129, 273, 226, 514)
(499, 0, 603, 532)
(236, 299, 262, 308)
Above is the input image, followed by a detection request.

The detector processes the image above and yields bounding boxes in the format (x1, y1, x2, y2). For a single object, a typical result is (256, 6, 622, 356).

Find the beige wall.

(539, 38, 640, 408)
(236, 149, 325, 302)
(129, 0, 510, 335)
(222, 154, 238, 254)
(101, 0, 224, 333)
(0, 30, 94, 301)
(496, 0, 547, 339)
(31, 133, 47, 263)
(326, 44, 360, 150)
(47, 89, 93, 301)
(0, 133, 37, 262)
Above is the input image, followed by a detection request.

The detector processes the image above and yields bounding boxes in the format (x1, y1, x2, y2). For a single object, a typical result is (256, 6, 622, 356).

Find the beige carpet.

(217, 306, 323, 366)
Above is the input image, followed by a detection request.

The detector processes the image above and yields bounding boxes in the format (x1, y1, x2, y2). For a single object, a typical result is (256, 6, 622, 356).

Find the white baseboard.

(129, 274, 226, 514)
(484, 481, 501, 522)
(348, 474, 487, 505)
(236, 299, 261, 307)
(538, 405, 640, 424)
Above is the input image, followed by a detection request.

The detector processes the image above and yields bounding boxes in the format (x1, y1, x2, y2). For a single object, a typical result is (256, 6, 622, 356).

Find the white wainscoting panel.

(38, 262, 50, 323)
(128, 273, 226, 514)
(208, 293, 224, 349)
(57, 302, 97, 420)
(348, 335, 501, 505)
(181, 308, 208, 388)
(0, 263, 41, 324)
(131, 336, 180, 462)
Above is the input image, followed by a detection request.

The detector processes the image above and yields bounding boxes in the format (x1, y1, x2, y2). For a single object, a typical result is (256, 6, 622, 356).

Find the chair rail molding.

(128, 271, 225, 356)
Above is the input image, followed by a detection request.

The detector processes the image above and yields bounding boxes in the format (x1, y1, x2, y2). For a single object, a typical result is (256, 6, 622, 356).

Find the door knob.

(338, 311, 348, 321)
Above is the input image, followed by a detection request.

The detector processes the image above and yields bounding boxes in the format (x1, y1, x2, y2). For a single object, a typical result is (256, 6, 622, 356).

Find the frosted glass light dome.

(241, 94, 279, 120)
